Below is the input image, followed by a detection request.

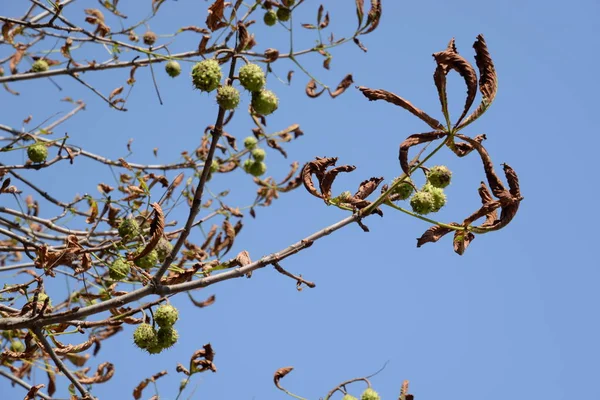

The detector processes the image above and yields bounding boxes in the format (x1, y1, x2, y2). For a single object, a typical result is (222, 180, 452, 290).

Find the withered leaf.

(78, 362, 114, 384)
(306, 79, 325, 98)
(503, 163, 521, 198)
(9, 45, 26, 74)
(47, 368, 56, 396)
(416, 224, 457, 247)
(273, 366, 294, 390)
(361, 0, 382, 35)
(320, 164, 356, 200)
(320, 12, 330, 29)
(453, 230, 475, 255)
(198, 35, 210, 53)
(188, 293, 216, 308)
(24, 384, 45, 400)
(329, 74, 353, 98)
(301, 157, 338, 199)
(432, 42, 478, 127)
(354, 176, 384, 200)
(235, 22, 250, 53)
(359, 87, 444, 130)
(399, 131, 447, 175)
(353, 37, 368, 52)
(287, 70, 294, 84)
(180, 26, 210, 34)
(85, 199, 98, 224)
(355, 0, 365, 27)
(302, 23, 317, 29)
(133, 371, 167, 400)
(460, 35, 498, 129)
(206, 0, 227, 31)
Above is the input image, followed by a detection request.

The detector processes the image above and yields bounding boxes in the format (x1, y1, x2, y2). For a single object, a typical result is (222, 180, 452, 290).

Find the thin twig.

(273, 262, 316, 288)
(0, 368, 57, 400)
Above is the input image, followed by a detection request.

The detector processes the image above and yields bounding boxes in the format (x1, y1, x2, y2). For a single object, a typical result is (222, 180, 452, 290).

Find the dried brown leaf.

(361, 0, 382, 35)
(206, 0, 227, 31)
(329, 74, 353, 98)
(78, 362, 114, 384)
(354, 176, 384, 200)
(274, 366, 294, 390)
(180, 26, 210, 34)
(416, 224, 457, 247)
(399, 131, 447, 175)
(10, 45, 26, 74)
(460, 35, 498, 128)
(320, 164, 356, 200)
(453, 230, 475, 255)
(133, 371, 167, 399)
(188, 293, 216, 308)
(306, 79, 325, 98)
(359, 87, 444, 130)
(355, 0, 365, 27)
(24, 384, 45, 400)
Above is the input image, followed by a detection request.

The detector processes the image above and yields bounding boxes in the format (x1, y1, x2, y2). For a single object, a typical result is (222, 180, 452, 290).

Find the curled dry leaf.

(432, 39, 478, 126)
(453, 230, 475, 255)
(78, 361, 114, 384)
(459, 34, 498, 129)
(206, 0, 227, 31)
(361, 0, 382, 35)
(188, 293, 216, 308)
(273, 366, 294, 390)
(306, 79, 325, 98)
(133, 371, 168, 400)
(24, 384, 45, 400)
(328, 74, 353, 98)
(416, 224, 459, 248)
(359, 87, 444, 130)
(399, 131, 447, 175)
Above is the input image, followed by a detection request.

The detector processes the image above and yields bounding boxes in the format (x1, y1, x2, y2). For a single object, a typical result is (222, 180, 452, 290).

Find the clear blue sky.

(1, 1, 599, 399)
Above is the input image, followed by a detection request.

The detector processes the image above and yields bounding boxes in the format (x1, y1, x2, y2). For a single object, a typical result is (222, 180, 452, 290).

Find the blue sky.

(1, 1, 599, 399)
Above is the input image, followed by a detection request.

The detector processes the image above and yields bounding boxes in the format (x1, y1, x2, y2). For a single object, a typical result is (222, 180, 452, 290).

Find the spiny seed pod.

(143, 31, 157, 45)
(109, 259, 130, 280)
(244, 136, 258, 150)
(410, 191, 435, 215)
(118, 218, 140, 241)
(391, 177, 414, 200)
(263, 10, 277, 26)
(154, 304, 179, 328)
(276, 7, 291, 21)
(216, 85, 241, 110)
(422, 184, 446, 212)
(31, 59, 49, 73)
(10, 340, 25, 353)
(251, 148, 266, 162)
(155, 237, 173, 262)
(27, 142, 48, 163)
(361, 388, 380, 400)
(133, 323, 158, 350)
(251, 89, 279, 115)
(134, 248, 159, 269)
(191, 59, 222, 92)
(157, 327, 179, 349)
(427, 165, 452, 188)
(165, 60, 181, 78)
(242, 158, 254, 173)
(248, 161, 267, 177)
(238, 63, 266, 92)
(146, 342, 163, 354)
(282, 0, 296, 6)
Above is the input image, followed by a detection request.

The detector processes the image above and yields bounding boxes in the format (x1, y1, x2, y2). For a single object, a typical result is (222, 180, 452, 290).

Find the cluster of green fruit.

(163, 58, 278, 116)
(241, 136, 267, 177)
(133, 304, 179, 354)
(263, 1, 295, 26)
(108, 218, 173, 280)
(342, 387, 381, 400)
(392, 165, 452, 215)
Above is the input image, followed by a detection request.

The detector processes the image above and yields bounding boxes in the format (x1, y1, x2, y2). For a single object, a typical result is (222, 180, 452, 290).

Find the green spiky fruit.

(248, 161, 267, 177)
(244, 136, 258, 150)
(157, 327, 178, 349)
(238, 63, 266, 92)
(361, 388, 380, 400)
(10, 339, 25, 353)
(133, 323, 158, 350)
(143, 31, 157, 45)
(422, 184, 446, 212)
(410, 191, 435, 215)
(263, 10, 277, 26)
(165, 60, 181, 77)
(251, 89, 279, 115)
(427, 165, 452, 188)
(155, 238, 173, 262)
(27, 142, 48, 163)
(134, 248, 159, 269)
(276, 7, 291, 21)
(118, 218, 140, 241)
(31, 60, 49, 73)
(109, 258, 130, 280)
(251, 148, 266, 162)
(282, 0, 296, 6)
(36, 292, 50, 306)
(391, 177, 413, 200)
(154, 304, 179, 328)
(342, 395, 358, 400)
(191, 59, 222, 92)
(216, 85, 240, 110)
(146, 342, 163, 354)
